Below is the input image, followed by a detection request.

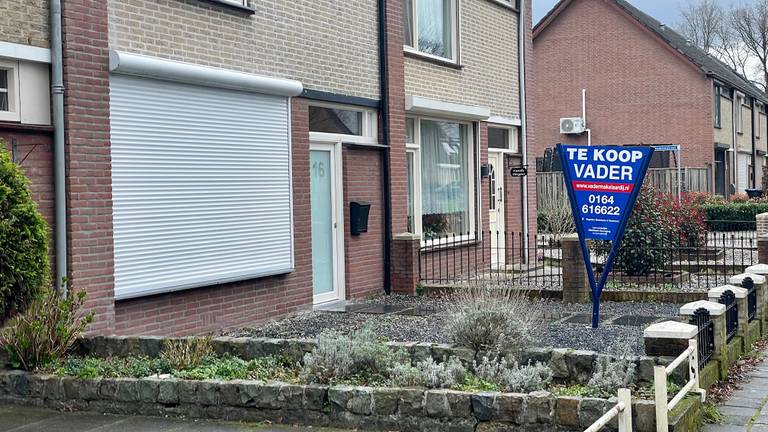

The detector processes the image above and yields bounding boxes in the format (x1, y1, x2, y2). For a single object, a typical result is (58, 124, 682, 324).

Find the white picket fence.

(583, 388, 633, 432)
(653, 339, 706, 432)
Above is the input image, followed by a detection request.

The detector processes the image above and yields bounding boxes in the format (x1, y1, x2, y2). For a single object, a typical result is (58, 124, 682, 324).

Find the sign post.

(556, 144, 654, 328)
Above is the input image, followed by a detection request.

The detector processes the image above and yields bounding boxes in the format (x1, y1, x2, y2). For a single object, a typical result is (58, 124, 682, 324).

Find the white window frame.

(487, 124, 519, 154)
(406, 116, 478, 246)
(736, 94, 744, 134)
(403, 0, 461, 64)
(0, 59, 20, 122)
(308, 101, 378, 145)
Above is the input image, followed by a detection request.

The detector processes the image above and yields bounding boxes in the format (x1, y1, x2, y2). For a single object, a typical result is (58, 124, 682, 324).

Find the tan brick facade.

(107, 0, 380, 99)
(404, 0, 520, 118)
(0, 0, 49, 48)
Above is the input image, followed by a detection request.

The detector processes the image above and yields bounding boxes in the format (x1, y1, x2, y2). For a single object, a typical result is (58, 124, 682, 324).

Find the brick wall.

(108, 0, 380, 100)
(62, 0, 116, 333)
(522, 0, 536, 238)
(1, 130, 55, 265)
(343, 146, 385, 298)
(113, 98, 314, 336)
(404, 0, 520, 118)
(532, 0, 715, 171)
(0, 0, 49, 48)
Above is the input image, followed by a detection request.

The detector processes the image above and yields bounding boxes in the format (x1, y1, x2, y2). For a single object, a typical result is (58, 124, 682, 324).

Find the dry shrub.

(160, 336, 213, 370)
(446, 283, 544, 360)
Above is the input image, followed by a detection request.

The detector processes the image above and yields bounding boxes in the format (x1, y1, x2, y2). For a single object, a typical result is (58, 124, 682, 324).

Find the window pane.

(0, 70, 7, 112)
(403, 0, 414, 47)
(488, 127, 509, 149)
(407, 151, 415, 233)
(418, 0, 453, 59)
(406, 118, 415, 143)
(309, 106, 363, 135)
(420, 120, 469, 239)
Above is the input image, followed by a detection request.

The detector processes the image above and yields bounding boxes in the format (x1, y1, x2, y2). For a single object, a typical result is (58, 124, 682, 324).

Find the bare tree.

(678, 0, 722, 52)
(713, 24, 753, 82)
(730, 0, 768, 92)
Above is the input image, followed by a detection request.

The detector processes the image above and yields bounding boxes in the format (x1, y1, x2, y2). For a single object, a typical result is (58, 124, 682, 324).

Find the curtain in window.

(418, 0, 452, 58)
(420, 120, 468, 239)
(404, 0, 414, 47)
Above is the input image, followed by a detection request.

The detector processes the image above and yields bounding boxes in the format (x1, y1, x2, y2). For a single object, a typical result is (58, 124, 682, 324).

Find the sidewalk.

(0, 405, 350, 432)
(704, 350, 768, 432)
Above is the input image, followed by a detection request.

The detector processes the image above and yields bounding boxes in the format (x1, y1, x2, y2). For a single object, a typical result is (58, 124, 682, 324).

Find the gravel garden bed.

(228, 295, 681, 355)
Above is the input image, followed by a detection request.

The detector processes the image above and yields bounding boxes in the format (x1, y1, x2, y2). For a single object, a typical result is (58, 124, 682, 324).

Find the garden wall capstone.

(74, 336, 668, 386)
(0, 368, 672, 432)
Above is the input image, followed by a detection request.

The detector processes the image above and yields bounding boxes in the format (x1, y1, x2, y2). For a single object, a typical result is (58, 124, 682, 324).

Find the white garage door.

(110, 74, 294, 299)
(738, 152, 750, 193)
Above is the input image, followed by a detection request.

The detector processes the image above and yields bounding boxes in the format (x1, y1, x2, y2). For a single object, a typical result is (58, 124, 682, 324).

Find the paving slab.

(0, 405, 352, 432)
(609, 315, 664, 326)
(355, 304, 412, 314)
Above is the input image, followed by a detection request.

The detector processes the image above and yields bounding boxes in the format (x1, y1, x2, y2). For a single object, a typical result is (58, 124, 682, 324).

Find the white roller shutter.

(738, 152, 750, 193)
(110, 74, 294, 299)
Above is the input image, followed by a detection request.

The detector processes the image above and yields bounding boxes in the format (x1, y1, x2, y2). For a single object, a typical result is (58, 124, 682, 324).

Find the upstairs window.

(0, 60, 19, 122)
(404, 0, 459, 62)
(713, 85, 722, 129)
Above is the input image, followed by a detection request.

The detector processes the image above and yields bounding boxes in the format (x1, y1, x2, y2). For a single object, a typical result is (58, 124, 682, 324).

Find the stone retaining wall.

(0, 369, 670, 432)
(73, 336, 676, 386)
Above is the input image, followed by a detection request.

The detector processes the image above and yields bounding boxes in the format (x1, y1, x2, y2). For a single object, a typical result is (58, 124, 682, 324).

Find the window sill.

(486, 0, 519, 12)
(188, 0, 255, 15)
(0, 121, 53, 133)
(404, 49, 464, 70)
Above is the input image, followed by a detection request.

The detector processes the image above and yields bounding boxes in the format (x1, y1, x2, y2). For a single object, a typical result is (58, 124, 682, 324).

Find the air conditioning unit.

(560, 117, 586, 135)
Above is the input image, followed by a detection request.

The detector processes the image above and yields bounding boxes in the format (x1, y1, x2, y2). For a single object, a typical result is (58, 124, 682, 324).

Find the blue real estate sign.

(556, 144, 654, 327)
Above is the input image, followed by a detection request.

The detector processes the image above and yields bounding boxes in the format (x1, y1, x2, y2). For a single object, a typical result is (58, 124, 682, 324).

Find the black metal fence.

(418, 231, 562, 288)
(719, 290, 738, 342)
(689, 308, 715, 368)
(418, 220, 757, 293)
(745, 277, 757, 322)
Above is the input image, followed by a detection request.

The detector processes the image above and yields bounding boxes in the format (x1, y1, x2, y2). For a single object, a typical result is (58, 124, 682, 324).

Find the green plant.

(0, 144, 50, 326)
(702, 202, 768, 230)
(174, 354, 248, 380)
(160, 336, 213, 370)
(473, 355, 553, 393)
(702, 402, 725, 424)
(0, 287, 93, 371)
(389, 357, 467, 389)
(593, 186, 678, 276)
(301, 323, 407, 384)
(53, 356, 172, 379)
(550, 384, 602, 398)
(588, 345, 637, 395)
(454, 373, 503, 392)
(446, 284, 543, 359)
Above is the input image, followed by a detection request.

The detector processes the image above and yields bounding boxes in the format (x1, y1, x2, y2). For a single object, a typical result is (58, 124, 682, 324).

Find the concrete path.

(0, 405, 350, 432)
(704, 351, 768, 432)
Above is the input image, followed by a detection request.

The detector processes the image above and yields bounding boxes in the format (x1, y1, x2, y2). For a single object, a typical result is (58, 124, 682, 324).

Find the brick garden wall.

(532, 0, 715, 171)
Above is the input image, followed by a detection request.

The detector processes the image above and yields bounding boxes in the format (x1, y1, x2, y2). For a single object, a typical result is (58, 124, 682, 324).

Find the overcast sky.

(532, 0, 757, 28)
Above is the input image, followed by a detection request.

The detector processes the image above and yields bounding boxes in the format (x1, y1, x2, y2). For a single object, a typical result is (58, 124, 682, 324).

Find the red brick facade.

(532, 0, 714, 171)
(61, 0, 116, 333)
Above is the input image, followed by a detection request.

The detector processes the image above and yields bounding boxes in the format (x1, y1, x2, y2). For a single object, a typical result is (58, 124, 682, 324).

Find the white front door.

(488, 152, 506, 267)
(310, 142, 345, 304)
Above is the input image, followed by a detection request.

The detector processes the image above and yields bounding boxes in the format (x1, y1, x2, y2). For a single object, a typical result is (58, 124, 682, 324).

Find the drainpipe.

(751, 98, 757, 188)
(51, 0, 67, 296)
(377, 0, 392, 295)
(518, 0, 530, 254)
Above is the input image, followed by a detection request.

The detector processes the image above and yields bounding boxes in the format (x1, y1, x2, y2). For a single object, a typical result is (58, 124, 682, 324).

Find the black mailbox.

(350, 201, 371, 235)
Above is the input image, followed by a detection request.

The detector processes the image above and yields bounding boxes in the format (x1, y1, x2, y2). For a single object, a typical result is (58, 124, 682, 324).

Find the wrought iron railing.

(719, 290, 738, 342)
(689, 308, 715, 368)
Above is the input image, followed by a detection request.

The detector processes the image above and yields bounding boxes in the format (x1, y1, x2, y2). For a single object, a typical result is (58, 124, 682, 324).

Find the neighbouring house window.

(488, 126, 518, 152)
(403, 0, 459, 62)
(713, 85, 722, 129)
(405, 117, 475, 241)
(406, 151, 416, 233)
(736, 95, 744, 134)
(0, 60, 19, 122)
